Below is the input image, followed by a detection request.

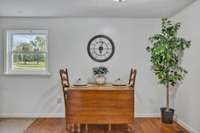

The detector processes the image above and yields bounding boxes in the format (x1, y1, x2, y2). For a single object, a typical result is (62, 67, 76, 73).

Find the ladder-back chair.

(59, 68, 72, 131)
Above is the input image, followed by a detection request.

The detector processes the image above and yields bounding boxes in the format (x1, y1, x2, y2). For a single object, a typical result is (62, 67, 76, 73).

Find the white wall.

(0, 18, 165, 117)
(173, 1, 200, 133)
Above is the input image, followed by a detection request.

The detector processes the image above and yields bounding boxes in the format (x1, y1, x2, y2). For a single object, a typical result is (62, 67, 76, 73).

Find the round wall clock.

(87, 35, 115, 62)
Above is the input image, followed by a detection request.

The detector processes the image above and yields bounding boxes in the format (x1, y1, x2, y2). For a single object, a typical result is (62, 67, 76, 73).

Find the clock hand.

(99, 46, 103, 54)
(98, 41, 104, 54)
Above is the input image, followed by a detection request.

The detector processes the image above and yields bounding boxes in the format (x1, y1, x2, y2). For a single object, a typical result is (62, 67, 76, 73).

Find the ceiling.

(0, 0, 196, 18)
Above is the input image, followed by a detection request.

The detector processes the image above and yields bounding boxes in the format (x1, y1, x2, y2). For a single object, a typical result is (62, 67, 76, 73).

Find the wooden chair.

(59, 68, 74, 132)
(128, 68, 137, 132)
(128, 68, 137, 89)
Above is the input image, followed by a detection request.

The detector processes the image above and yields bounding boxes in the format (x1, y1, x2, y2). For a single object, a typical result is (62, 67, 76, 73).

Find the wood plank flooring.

(24, 118, 189, 133)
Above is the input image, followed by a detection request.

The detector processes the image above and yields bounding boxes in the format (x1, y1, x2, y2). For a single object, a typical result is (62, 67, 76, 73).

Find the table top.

(69, 83, 133, 90)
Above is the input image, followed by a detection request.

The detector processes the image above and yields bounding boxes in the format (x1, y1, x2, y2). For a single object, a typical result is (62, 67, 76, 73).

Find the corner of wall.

(170, 0, 197, 18)
(176, 119, 199, 133)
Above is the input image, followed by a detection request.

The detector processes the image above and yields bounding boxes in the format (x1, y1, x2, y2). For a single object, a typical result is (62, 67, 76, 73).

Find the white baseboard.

(176, 119, 199, 133)
(0, 113, 64, 118)
(135, 113, 160, 118)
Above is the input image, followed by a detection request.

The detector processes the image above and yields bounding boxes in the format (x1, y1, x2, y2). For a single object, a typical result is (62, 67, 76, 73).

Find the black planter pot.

(160, 107, 175, 124)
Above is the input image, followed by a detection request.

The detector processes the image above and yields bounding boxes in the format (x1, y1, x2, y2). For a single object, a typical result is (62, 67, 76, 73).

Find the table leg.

(66, 124, 70, 130)
(77, 124, 81, 133)
(128, 123, 134, 133)
(71, 124, 75, 133)
(108, 124, 112, 132)
(85, 124, 88, 132)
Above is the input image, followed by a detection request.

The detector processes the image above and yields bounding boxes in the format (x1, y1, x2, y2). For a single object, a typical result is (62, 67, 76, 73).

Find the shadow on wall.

(33, 79, 64, 115)
(172, 51, 186, 119)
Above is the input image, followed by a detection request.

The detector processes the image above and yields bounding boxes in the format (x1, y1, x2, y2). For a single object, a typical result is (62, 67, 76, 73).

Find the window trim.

(4, 29, 50, 76)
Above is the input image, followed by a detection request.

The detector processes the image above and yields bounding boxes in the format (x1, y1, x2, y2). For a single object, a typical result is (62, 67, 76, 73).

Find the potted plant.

(93, 66, 109, 84)
(146, 18, 191, 124)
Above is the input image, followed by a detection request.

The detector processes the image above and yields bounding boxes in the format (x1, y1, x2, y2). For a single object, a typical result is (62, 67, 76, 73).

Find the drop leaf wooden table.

(65, 84, 134, 133)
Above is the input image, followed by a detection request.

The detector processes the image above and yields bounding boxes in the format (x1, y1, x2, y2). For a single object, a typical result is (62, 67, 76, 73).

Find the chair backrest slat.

(59, 68, 70, 92)
(129, 68, 137, 89)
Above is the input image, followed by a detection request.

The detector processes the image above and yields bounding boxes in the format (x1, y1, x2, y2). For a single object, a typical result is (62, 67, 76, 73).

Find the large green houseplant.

(146, 18, 191, 123)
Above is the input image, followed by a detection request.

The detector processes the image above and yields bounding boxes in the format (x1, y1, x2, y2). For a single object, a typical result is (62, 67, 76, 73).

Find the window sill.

(3, 71, 51, 76)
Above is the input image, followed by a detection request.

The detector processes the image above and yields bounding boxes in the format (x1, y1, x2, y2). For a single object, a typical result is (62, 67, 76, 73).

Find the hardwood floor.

(24, 118, 188, 133)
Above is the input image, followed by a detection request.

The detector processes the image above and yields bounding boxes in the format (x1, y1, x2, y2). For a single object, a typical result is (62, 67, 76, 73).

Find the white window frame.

(4, 29, 50, 75)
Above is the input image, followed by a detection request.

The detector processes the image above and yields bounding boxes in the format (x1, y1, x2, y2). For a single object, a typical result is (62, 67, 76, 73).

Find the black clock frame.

(87, 35, 115, 62)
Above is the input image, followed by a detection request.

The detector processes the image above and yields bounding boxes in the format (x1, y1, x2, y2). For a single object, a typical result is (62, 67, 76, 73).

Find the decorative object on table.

(87, 35, 115, 62)
(93, 66, 109, 84)
(146, 18, 191, 124)
(73, 78, 87, 86)
(112, 78, 126, 86)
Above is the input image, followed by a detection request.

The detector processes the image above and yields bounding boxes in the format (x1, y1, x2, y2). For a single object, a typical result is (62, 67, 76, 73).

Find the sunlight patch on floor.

(0, 118, 35, 133)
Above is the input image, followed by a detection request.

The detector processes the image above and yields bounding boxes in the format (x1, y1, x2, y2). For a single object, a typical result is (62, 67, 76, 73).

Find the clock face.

(87, 35, 115, 62)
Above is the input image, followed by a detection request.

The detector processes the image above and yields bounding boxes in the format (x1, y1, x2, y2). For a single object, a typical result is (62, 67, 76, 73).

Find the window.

(4, 30, 49, 75)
